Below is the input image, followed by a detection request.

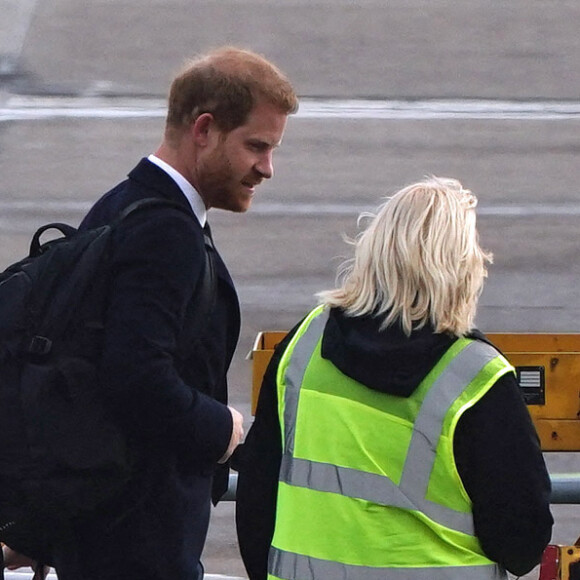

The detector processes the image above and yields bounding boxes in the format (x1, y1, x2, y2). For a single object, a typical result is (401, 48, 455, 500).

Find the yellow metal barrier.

(250, 331, 580, 452)
(250, 331, 287, 415)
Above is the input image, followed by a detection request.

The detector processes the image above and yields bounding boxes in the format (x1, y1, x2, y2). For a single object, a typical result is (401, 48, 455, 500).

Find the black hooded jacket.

(234, 308, 553, 579)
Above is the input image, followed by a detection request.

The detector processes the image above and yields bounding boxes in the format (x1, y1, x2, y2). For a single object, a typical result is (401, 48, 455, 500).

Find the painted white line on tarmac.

(0, 202, 578, 234)
(4, 572, 246, 580)
(298, 98, 580, 120)
(0, 200, 579, 221)
(246, 202, 580, 217)
(2, 96, 580, 121)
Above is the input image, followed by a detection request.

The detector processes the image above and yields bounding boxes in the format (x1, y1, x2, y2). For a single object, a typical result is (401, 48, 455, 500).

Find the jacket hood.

(320, 308, 459, 397)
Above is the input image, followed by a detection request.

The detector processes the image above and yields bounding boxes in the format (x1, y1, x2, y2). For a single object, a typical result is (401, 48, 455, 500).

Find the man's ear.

(191, 112, 215, 146)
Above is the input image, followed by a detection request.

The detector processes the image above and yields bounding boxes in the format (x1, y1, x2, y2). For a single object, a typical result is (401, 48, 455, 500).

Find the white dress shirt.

(147, 154, 207, 228)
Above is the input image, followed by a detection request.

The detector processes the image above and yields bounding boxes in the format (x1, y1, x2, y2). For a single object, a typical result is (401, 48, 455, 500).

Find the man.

(9, 46, 298, 580)
(235, 177, 553, 579)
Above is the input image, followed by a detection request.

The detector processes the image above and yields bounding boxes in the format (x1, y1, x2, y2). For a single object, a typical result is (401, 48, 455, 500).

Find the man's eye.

(249, 142, 266, 152)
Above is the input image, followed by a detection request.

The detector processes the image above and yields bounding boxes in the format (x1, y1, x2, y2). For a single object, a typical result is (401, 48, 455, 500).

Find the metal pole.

(223, 473, 238, 501)
(550, 474, 580, 504)
(225, 473, 580, 504)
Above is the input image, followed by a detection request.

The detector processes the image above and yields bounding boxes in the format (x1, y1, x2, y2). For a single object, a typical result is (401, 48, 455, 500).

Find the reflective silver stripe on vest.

(269, 547, 507, 580)
(280, 310, 502, 535)
(282, 309, 329, 454)
(279, 453, 473, 534)
(399, 339, 499, 505)
(280, 455, 417, 510)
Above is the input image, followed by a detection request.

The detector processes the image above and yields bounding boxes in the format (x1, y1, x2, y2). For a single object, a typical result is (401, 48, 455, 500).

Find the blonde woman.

(235, 177, 552, 580)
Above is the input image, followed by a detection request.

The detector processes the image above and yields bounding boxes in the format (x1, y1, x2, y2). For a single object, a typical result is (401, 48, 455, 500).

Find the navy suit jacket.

(67, 158, 241, 579)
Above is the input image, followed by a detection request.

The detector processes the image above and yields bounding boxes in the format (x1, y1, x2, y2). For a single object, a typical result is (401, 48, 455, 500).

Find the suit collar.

(129, 158, 194, 214)
(147, 155, 207, 227)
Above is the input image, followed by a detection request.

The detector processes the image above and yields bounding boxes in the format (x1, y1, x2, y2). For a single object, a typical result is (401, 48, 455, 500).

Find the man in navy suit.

(5, 46, 298, 580)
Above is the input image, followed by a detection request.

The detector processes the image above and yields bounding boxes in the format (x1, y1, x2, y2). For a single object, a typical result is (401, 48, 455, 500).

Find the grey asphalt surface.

(2, 1, 580, 578)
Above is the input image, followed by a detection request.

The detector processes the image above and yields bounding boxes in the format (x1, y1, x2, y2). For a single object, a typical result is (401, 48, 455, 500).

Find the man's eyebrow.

(249, 137, 282, 149)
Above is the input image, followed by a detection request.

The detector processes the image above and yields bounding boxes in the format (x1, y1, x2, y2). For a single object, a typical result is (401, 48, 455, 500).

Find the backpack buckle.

(28, 335, 53, 355)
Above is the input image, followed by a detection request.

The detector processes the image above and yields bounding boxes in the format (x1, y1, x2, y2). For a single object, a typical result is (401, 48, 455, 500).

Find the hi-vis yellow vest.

(268, 305, 514, 580)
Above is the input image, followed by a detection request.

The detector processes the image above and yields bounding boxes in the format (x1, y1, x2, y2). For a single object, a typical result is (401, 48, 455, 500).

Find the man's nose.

(256, 152, 274, 179)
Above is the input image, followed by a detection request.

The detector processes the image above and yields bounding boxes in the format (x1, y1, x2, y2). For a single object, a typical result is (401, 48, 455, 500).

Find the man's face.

(196, 100, 288, 212)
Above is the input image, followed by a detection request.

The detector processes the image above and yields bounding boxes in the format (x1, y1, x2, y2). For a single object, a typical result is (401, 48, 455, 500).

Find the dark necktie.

(203, 221, 215, 251)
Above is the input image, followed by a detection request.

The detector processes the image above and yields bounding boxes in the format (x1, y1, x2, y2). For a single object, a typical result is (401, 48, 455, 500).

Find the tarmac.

(1, 1, 580, 578)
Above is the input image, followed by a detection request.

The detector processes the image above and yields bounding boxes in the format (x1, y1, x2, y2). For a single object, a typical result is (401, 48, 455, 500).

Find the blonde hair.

(317, 177, 492, 337)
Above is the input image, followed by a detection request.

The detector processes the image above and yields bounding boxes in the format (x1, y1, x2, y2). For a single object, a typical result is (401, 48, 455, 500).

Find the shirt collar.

(147, 154, 207, 227)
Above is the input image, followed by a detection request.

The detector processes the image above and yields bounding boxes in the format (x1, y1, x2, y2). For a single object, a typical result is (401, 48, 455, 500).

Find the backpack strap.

(115, 197, 192, 224)
(175, 224, 217, 359)
(26, 197, 216, 362)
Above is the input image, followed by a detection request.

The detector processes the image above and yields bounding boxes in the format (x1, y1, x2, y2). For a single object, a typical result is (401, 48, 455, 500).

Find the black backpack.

(0, 197, 215, 552)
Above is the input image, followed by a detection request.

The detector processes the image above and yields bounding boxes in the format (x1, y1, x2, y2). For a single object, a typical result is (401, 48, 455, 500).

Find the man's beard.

(198, 148, 237, 211)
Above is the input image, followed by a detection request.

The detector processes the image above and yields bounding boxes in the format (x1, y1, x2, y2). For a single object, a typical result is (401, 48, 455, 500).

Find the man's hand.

(218, 406, 244, 464)
(2, 545, 50, 579)
(2, 545, 36, 570)
(3, 545, 36, 570)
